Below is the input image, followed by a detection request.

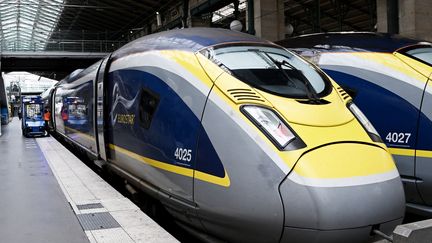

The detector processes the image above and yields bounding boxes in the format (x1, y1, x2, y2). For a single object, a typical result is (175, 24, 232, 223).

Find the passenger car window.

(139, 88, 159, 129)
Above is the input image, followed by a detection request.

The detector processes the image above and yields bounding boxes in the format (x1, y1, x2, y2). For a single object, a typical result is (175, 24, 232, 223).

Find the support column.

(252, 0, 285, 41)
(376, 0, 397, 33)
(387, 0, 399, 34)
(399, 0, 432, 41)
(377, 0, 432, 41)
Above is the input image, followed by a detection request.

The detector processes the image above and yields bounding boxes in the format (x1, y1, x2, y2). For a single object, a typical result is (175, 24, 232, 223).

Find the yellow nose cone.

(260, 90, 354, 127)
(293, 143, 397, 183)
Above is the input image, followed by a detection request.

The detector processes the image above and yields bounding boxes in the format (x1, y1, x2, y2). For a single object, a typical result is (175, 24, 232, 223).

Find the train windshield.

(25, 103, 43, 120)
(400, 45, 432, 66)
(202, 45, 332, 99)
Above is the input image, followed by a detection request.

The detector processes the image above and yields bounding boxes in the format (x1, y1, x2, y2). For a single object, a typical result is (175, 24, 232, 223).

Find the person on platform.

(43, 108, 51, 129)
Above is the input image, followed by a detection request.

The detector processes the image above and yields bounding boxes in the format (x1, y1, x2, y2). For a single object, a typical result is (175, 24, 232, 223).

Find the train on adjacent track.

(43, 28, 405, 243)
(279, 32, 432, 216)
(20, 95, 48, 137)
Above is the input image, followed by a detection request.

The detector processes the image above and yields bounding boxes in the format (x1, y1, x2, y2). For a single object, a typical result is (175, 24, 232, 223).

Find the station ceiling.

(0, 0, 377, 52)
(284, 0, 376, 36)
(0, 0, 377, 80)
(0, 0, 176, 52)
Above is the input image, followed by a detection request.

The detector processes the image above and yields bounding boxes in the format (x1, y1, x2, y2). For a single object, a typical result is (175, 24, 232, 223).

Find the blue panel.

(324, 70, 421, 149)
(417, 102, 432, 151)
(196, 127, 225, 178)
(1, 107, 8, 124)
(107, 69, 225, 177)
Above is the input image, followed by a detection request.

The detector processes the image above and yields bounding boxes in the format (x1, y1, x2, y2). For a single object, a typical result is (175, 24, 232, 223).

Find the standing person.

(43, 108, 51, 129)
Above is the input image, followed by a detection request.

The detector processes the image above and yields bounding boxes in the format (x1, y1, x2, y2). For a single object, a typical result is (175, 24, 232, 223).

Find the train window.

(69, 104, 87, 118)
(398, 45, 432, 66)
(201, 45, 332, 99)
(139, 88, 159, 129)
(406, 47, 432, 66)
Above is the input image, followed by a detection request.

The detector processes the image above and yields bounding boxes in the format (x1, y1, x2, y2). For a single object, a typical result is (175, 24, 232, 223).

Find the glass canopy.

(212, 0, 247, 23)
(0, 0, 64, 51)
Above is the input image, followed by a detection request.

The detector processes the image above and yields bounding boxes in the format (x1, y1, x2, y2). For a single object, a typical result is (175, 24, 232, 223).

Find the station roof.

(0, 0, 64, 51)
(0, 0, 382, 52)
(0, 0, 174, 52)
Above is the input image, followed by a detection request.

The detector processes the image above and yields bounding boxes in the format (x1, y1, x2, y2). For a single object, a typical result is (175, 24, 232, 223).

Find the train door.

(415, 74, 432, 206)
(95, 56, 111, 161)
(51, 88, 57, 129)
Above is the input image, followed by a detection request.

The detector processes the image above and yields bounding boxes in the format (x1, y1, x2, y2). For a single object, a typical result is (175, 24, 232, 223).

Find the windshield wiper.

(272, 59, 322, 103)
(258, 51, 321, 103)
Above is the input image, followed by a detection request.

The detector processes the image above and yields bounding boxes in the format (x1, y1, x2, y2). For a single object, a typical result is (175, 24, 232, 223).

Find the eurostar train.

(21, 95, 48, 137)
(45, 28, 405, 243)
(279, 32, 432, 216)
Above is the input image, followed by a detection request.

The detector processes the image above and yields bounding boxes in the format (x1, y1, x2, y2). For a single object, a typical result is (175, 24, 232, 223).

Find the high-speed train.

(279, 32, 432, 216)
(45, 28, 405, 243)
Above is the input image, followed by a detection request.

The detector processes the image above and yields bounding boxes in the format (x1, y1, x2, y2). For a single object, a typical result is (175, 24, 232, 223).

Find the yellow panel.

(289, 118, 380, 151)
(259, 87, 354, 127)
(293, 143, 396, 179)
(394, 52, 432, 78)
(351, 52, 427, 81)
(195, 53, 225, 81)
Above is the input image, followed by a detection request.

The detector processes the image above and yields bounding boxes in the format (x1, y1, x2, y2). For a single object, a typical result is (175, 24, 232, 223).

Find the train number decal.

(174, 148, 192, 162)
(385, 132, 411, 144)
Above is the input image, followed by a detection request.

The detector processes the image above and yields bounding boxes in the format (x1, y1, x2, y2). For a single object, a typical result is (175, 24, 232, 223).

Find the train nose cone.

(279, 143, 405, 243)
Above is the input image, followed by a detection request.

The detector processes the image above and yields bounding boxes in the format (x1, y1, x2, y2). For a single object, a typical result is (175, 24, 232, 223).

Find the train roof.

(60, 28, 270, 84)
(22, 95, 42, 103)
(112, 28, 273, 59)
(276, 32, 430, 53)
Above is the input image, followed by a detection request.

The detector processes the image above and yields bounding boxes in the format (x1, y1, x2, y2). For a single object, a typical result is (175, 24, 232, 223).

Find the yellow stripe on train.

(108, 143, 231, 187)
(388, 147, 432, 158)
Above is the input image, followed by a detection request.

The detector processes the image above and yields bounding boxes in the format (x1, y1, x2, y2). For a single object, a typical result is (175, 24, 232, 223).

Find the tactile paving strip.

(77, 212, 121, 231)
(76, 203, 104, 210)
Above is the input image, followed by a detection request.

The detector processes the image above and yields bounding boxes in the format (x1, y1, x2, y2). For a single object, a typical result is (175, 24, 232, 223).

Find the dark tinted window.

(201, 45, 332, 99)
(139, 88, 159, 129)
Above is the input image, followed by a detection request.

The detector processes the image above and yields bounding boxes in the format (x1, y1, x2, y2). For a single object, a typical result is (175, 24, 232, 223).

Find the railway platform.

(0, 118, 178, 243)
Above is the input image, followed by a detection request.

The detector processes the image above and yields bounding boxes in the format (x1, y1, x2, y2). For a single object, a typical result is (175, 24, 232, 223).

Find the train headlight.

(348, 103, 382, 143)
(241, 106, 295, 149)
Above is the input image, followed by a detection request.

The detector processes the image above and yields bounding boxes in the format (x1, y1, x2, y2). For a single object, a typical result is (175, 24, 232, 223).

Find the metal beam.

(190, 0, 235, 16)
(292, 0, 361, 31)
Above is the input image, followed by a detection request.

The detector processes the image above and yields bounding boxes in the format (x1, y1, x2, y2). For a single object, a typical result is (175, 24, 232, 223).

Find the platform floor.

(0, 118, 178, 243)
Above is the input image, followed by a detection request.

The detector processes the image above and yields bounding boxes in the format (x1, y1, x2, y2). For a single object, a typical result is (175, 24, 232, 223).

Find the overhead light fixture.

(230, 20, 243, 31)
(156, 12, 162, 26)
